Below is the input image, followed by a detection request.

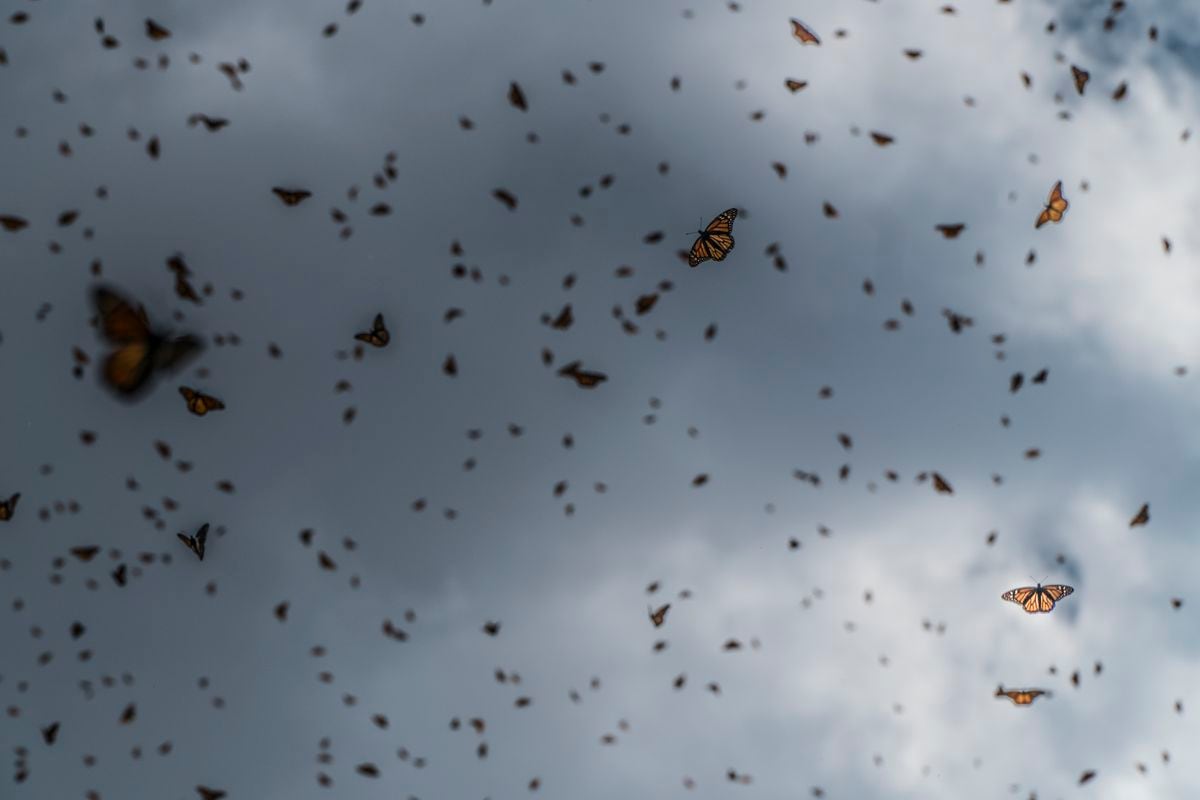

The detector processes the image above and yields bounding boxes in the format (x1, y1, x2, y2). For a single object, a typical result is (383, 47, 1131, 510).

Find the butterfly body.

(1001, 582, 1073, 613)
(688, 208, 738, 267)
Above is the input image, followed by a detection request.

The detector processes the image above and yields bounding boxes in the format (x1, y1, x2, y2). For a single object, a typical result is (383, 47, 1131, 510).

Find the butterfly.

(1070, 65, 1089, 95)
(271, 187, 312, 206)
(1129, 502, 1150, 527)
(790, 18, 820, 44)
(1035, 180, 1069, 228)
(176, 523, 209, 561)
(688, 208, 738, 267)
(92, 286, 203, 397)
(558, 361, 608, 388)
(0, 492, 19, 521)
(935, 223, 966, 239)
(995, 685, 1051, 706)
(179, 386, 225, 416)
(354, 313, 390, 347)
(1001, 583, 1074, 613)
(649, 603, 670, 627)
(931, 472, 953, 494)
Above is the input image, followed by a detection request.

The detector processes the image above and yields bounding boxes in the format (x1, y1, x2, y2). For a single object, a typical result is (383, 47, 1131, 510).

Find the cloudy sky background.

(2, 0, 1200, 797)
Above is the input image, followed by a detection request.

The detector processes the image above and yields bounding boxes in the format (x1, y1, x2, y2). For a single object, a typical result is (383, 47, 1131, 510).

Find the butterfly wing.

(93, 287, 151, 344)
(0, 492, 18, 521)
(1041, 584, 1074, 602)
(1001, 586, 1037, 611)
(195, 523, 209, 560)
(104, 342, 155, 395)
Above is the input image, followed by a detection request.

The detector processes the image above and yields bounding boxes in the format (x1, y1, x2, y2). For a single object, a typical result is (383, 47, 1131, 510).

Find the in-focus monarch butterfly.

(1001, 583, 1074, 613)
(179, 386, 225, 416)
(0, 492, 19, 521)
(1035, 180, 1069, 228)
(92, 286, 203, 397)
(354, 313, 390, 347)
(688, 208, 738, 268)
(176, 523, 209, 561)
(995, 685, 1051, 706)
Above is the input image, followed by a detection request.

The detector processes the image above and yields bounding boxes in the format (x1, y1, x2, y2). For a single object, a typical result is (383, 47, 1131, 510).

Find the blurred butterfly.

(649, 603, 670, 627)
(1070, 65, 1089, 95)
(790, 18, 820, 44)
(935, 223, 966, 239)
(354, 313, 390, 347)
(995, 686, 1051, 706)
(271, 187, 312, 206)
(92, 286, 203, 397)
(1035, 180, 1068, 228)
(176, 523, 209, 561)
(1129, 502, 1149, 527)
(931, 472, 953, 494)
(688, 208, 738, 267)
(0, 492, 19, 521)
(558, 360, 608, 388)
(1001, 583, 1073, 613)
(179, 386, 225, 416)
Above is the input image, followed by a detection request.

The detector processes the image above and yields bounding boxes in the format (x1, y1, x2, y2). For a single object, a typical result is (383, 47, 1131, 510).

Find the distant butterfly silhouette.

(1035, 180, 1069, 228)
(1129, 502, 1150, 527)
(0, 492, 19, 521)
(179, 386, 225, 416)
(92, 286, 203, 397)
(995, 685, 1051, 706)
(1001, 583, 1073, 613)
(354, 313, 390, 347)
(176, 523, 209, 561)
(688, 208, 738, 267)
(271, 187, 312, 206)
(649, 604, 670, 627)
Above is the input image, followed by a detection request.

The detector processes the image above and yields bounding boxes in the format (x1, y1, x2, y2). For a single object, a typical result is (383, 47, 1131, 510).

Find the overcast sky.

(2, 0, 1200, 798)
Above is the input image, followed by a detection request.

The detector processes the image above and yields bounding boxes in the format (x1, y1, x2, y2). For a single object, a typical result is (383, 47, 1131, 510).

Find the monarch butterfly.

(1001, 583, 1074, 613)
(931, 472, 953, 494)
(558, 360, 608, 388)
(649, 603, 670, 627)
(271, 187, 312, 206)
(0, 492, 19, 521)
(1070, 65, 1089, 95)
(179, 386, 225, 416)
(176, 523, 209, 560)
(790, 18, 820, 45)
(688, 208, 738, 267)
(995, 685, 1051, 706)
(935, 223, 966, 239)
(354, 313, 390, 347)
(1129, 502, 1150, 527)
(92, 286, 203, 397)
(1035, 180, 1069, 228)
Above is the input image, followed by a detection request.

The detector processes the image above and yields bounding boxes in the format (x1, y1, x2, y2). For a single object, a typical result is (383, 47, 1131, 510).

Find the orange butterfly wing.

(104, 342, 154, 395)
(94, 287, 151, 343)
